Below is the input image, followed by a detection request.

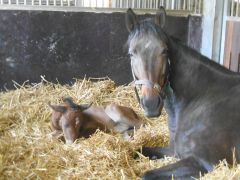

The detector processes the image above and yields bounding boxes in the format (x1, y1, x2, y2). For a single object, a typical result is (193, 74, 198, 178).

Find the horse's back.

(82, 106, 116, 130)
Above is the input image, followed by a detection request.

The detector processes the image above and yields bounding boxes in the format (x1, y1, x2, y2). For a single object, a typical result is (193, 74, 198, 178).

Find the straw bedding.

(0, 77, 240, 180)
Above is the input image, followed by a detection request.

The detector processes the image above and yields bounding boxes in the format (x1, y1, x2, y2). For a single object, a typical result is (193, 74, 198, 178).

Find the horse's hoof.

(133, 147, 159, 160)
(142, 171, 161, 180)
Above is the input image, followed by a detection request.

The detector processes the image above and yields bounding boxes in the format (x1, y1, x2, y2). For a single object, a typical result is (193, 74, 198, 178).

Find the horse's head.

(126, 7, 169, 117)
(48, 97, 91, 144)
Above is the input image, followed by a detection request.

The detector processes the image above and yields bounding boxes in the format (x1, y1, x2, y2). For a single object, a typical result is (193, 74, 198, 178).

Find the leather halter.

(131, 58, 169, 104)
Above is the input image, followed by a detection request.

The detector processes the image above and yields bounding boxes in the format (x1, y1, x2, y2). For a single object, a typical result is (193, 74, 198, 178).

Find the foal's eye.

(75, 118, 80, 126)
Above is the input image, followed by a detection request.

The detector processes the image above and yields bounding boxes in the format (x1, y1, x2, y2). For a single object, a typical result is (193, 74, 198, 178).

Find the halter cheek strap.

(131, 59, 169, 104)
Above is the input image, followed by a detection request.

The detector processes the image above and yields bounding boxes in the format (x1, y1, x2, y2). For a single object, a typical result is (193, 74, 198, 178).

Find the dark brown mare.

(126, 7, 240, 180)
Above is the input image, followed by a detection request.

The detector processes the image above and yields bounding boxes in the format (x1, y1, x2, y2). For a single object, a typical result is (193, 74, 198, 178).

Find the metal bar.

(183, 0, 186, 10)
(171, 0, 174, 10)
(112, 0, 115, 8)
(231, 0, 234, 16)
(166, 0, 169, 9)
(237, 0, 239, 17)
(198, 0, 201, 14)
(194, 0, 197, 13)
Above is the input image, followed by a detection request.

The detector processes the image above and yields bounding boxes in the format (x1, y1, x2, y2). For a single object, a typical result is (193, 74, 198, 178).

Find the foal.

(48, 97, 143, 144)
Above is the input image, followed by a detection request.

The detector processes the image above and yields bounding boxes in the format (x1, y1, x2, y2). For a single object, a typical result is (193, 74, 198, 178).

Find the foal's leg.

(142, 157, 208, 180)
(104, 104, 137, 132)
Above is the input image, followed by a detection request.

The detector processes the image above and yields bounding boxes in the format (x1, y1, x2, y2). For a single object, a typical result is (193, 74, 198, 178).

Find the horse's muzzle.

(140, 95, 164, 117)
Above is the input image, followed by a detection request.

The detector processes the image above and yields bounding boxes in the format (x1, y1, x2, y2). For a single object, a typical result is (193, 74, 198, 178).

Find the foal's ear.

(48, 102, 67, 113)
(155, 6, 166, 28)
(78, 103, 92, 111)
(126, 8, 138, 32)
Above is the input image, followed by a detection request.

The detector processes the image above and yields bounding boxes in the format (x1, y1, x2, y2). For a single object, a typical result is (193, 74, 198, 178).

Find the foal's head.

(126, 7, 169, 117)
(48, 97, 91, 144)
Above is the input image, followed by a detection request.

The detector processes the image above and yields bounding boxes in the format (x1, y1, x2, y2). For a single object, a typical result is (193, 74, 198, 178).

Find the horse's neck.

(167, 38, 239, 102)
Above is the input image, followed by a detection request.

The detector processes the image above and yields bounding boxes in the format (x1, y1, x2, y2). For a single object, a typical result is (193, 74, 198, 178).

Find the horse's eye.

(129, 49, 137, 58)
(128, 53, 133, 58)
(162, 49, 168, 55)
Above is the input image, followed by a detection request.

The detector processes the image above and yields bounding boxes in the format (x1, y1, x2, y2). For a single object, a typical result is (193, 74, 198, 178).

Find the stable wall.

(0, 10, 202, 90)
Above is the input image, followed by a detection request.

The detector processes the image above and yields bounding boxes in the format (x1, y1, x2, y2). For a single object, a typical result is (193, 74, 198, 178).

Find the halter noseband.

(131, 58, 169, 104)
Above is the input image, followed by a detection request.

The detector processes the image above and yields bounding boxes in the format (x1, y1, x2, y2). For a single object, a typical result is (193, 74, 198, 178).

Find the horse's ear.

(48, 102, 67, 113)
(155, 6, 166, 28)
(78, 103, 92, 111)
(126, 8, 138, 32)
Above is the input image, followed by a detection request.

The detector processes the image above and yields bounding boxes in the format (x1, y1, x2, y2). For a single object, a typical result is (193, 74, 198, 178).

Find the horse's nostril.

(141, 96, 160, 109)
(140, 95, 163, 117)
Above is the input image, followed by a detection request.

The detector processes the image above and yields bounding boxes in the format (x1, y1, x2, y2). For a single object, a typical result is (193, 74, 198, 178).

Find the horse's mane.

(127, 19, 168, 45)
(170, 37, 240, 78)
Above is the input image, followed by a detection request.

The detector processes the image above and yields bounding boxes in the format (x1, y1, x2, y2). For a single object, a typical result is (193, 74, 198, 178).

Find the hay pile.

(0, 77, 239, 179)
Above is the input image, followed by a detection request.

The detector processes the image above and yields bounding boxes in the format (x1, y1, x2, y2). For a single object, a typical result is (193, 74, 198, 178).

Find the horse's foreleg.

(140, 146, 174, 159)
(142, 157, 208, 180)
